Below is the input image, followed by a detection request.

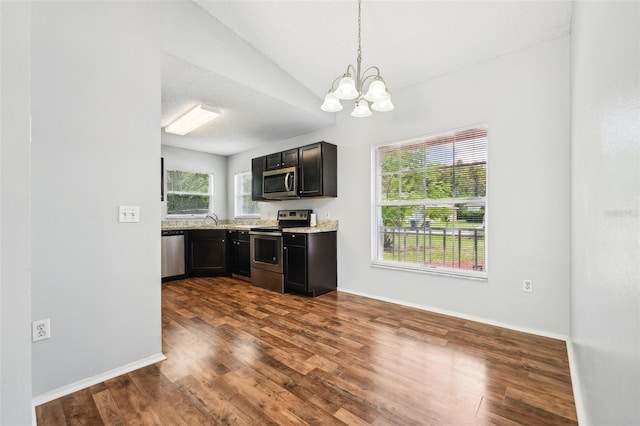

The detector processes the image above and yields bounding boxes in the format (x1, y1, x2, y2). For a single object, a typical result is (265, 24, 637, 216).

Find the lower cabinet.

(187, 230, 226, 276)
(226, 230, 251, 278)
(283, 231, 337, 297)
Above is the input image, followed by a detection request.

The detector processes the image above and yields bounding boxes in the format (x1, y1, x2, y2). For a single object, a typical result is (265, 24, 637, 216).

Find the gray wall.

(31, 1, 163, 396)
(229, 36, 571, 337)
(0, 2, 33, 424)
(570, 2, 640, 424)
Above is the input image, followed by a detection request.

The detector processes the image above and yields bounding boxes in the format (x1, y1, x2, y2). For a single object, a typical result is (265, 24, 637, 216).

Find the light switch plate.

(119, 205, 140, 223)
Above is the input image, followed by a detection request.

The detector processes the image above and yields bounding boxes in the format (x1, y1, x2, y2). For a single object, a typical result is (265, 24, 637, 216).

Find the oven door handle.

(249, 231, 283, 237)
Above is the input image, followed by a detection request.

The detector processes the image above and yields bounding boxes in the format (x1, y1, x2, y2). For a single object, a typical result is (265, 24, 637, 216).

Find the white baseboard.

(32, 353, 166, 408)
(566, 339, 588, 425)
(338, 287, 569, 341)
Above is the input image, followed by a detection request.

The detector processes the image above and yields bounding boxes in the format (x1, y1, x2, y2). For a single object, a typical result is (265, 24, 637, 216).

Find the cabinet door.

(284, 244, 307, 290)
(225, 230, 238, 273)
(281, 149, 299, 168)
(251, 156, 266, 201)
(299, 143, 322, 196)
(237, 240, 251, 276)
(266, 153, 282, 170)
(188, 231, 226, 276)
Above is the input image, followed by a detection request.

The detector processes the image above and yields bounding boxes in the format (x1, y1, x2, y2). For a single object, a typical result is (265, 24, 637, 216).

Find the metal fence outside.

(381, 225, 485, 271)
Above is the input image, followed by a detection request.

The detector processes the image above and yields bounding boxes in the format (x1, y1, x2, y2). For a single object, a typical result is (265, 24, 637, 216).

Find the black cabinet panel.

(284, 232, 336, 297)
(266, 153, 282, 170)
(251, 156, 266, 201)
(299, 142, 337, 197)
(282, 149, 299, 168)
(188, 230, 226, 276)
(225, 230, 251, 277)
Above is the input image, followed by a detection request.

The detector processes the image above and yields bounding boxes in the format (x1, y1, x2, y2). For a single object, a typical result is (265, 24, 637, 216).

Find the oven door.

(250, 232, 283, 273)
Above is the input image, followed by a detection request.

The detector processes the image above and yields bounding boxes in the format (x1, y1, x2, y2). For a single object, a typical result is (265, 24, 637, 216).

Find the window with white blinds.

(373, 125, 488, 278)
(166, 170, 213, 216)
(234, 171, 260, 218)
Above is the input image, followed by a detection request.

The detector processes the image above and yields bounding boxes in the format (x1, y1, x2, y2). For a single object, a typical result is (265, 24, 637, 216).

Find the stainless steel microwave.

(262, 166, 298, 199)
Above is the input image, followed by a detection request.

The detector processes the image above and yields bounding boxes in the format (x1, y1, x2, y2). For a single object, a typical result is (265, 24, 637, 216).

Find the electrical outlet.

(32, 319, 51, 342)
(118, 205, 140, 223)
(523, 279, 533, 292)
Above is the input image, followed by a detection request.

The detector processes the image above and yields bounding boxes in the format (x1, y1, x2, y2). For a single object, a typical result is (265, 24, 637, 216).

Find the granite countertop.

(161, 219, 338, 233)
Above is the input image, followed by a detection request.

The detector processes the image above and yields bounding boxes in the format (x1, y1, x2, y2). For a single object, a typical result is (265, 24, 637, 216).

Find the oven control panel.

(277, 209, 310, 221)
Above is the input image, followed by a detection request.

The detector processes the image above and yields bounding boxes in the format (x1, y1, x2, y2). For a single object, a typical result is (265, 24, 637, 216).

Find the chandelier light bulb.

(364, 79, 387, 102)
(351, 99, 372, 117)
(334, 76, 359, 100)
(371, 95, 395, 112)
(320, 92, 344, 112)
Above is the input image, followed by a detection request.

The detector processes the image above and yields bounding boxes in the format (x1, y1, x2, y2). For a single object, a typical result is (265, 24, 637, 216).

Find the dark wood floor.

(36, 277, 577, 425)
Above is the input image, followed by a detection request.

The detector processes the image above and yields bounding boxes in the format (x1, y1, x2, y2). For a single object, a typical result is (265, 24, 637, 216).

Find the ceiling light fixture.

(165, 104, 221, 136)
(320, 0, 394, 117)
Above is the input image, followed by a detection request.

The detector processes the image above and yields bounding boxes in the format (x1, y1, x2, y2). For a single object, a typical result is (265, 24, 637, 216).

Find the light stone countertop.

(161, 219, 338, 233)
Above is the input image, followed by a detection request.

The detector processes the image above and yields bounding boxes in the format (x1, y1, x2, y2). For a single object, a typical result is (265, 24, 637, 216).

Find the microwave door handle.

(284, 172, 292, 192)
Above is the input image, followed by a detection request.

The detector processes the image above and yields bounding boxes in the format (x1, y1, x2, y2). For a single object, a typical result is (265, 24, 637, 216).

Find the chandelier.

(320, 0, 394, 117)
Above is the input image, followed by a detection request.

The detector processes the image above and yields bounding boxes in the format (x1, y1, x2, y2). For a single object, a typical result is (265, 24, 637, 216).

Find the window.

(166, 170, 213, 216)
(373, 125, 488, 278)
(234, 171, 260, 217)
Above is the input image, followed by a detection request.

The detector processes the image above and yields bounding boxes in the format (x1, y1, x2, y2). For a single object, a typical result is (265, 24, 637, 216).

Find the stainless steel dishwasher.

(161, 230, 185, 281)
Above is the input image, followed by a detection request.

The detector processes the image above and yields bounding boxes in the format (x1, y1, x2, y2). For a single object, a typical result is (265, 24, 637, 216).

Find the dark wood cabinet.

(282, 149, 298, 168)
(266, 152, 282, 170)
(252, 142, 336, 200)
(283, 231, 337, 297)
(266, 149, 298, 170)
(299, 142, 337, 197)
(187, 230, 226, 276)
(251, 156, 266, 201)
(226, 230, 251, 277)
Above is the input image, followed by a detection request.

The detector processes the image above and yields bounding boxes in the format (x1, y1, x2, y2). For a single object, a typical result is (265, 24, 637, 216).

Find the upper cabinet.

(298, 142, 337, 197)
(266, 148, 299, 170)
(251, 142, 337, 200)
(252, 156, 266, 201)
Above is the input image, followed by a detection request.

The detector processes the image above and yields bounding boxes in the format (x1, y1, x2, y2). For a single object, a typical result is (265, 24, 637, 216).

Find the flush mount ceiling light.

(320, 0, 394, 117)
(165, 103, 221, 136)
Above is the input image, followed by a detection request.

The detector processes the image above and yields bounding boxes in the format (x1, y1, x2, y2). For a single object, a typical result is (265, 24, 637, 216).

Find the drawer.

(284, 233, 306, 246)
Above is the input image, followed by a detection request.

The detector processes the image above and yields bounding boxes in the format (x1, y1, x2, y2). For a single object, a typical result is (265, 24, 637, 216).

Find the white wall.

(0, 1, 33, 424)
(229, 37, 571, 336)
(570, 2, 640, 424)
(31, 1, 163, 396)
(161, 145, 227, 219)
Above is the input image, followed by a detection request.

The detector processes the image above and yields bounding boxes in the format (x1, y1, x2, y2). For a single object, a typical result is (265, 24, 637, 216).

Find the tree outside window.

(166, 170, 213, 216)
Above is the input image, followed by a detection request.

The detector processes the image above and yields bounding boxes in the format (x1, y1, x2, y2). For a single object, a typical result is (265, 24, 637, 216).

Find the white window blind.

(373, 125, 488, 277)
(166, 170, 213, 216)
(234, 171, 259, 218)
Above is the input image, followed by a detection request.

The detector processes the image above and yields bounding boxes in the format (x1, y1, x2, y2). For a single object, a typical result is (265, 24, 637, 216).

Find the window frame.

(234, 170, 260, 218)
(165, 169, 214, 218)
(371, 124, 488, 279)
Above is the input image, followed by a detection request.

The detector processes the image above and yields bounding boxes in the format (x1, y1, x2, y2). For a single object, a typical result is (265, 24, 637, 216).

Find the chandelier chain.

(357, 0, 362, 59)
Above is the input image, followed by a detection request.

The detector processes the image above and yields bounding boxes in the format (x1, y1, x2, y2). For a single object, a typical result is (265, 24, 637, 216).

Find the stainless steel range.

(249, 209, 311, 293)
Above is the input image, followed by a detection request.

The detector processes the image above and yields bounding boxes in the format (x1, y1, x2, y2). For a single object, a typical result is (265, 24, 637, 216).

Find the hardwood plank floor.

(36, 277, 577, 425)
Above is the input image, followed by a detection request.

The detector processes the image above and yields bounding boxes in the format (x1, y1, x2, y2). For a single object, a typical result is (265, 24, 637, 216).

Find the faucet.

(206, 213, 219, 225)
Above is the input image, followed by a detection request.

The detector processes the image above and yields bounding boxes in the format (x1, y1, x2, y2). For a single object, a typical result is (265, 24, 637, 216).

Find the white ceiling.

(162, 0, 573, 156)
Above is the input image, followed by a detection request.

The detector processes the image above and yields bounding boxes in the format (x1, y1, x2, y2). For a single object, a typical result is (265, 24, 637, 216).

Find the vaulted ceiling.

(161, 1, 573, 156)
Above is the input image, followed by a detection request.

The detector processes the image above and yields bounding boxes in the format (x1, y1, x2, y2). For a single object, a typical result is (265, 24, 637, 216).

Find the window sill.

(371, 260, 488, 281)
